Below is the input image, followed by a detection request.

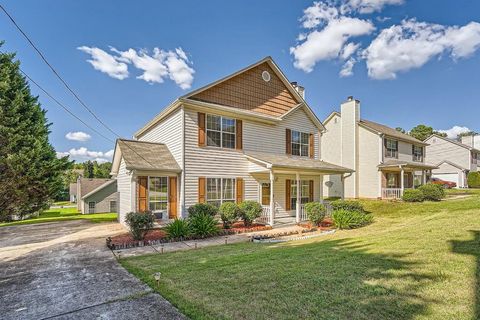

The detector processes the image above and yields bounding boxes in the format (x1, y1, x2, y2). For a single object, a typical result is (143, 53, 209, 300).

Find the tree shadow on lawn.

(128, 238, 441, 320)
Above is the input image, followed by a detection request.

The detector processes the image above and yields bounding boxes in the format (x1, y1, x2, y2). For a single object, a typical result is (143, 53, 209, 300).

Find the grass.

(53, 201, 74, 206)
(121, 193, 480, 320)
(0, 206, 117, 227)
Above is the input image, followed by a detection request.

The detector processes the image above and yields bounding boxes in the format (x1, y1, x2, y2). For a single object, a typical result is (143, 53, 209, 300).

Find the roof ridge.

(118, 138, 166, 146)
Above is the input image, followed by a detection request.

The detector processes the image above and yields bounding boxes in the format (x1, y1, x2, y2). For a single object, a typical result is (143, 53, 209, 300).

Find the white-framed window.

(109, 200, 117, 213)
(385, 139, 398, 158)
(290, 180, 310, 210)
(412, 145, 423, 162)
(88, 201, 96, 214)
(472, 152, 478, 164)
(206, 178, 236, 207)
(386, 173, 398, 188)
(206, 114, 236, 149)
(149, 177, 168, 212)
(291, 130, 309, 157)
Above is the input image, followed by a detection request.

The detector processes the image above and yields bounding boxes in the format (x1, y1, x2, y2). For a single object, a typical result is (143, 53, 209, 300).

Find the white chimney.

(291, 81, 305, 99)
(340, 96, 360, 198)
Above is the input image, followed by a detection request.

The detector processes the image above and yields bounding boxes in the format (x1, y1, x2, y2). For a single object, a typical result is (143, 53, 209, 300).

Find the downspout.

(181, 105, 186, 218)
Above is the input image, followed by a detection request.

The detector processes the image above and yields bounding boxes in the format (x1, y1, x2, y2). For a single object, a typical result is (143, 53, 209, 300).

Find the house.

(73, 178, 118, 214)
(69, 183, 77, 202)
(110, 56, 353, 227)
(424, 134, 479, 188)
(321, 97, 438, 199)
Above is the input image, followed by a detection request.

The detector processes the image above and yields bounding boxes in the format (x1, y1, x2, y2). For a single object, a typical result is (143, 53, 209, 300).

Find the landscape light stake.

(160, 244, 164, 254)
(225, 236, 228, 245)
(154, 272, 161, 287)
(116, 251, 121, 260)
(194, 241, 198, 249)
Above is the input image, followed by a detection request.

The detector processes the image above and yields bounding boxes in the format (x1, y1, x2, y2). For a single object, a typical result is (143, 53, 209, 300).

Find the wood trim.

(168, 176, 177, 219)
(309, 133, 314, 159)
(198, 177, 206, 203)
(285, 179, 291, 210)
(236, 178, 244, 203)
(137, 176, 148, 213)
(286, 129, 291, 155)
(236, 119, 243, 150)
(309, 180, 314, 202)
(198, 112, 206, 147)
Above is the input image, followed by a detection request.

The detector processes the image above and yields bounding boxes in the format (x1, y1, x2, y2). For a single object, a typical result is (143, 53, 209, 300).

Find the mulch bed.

(297, 217, 334, 230)
(221, 222, 272, 234)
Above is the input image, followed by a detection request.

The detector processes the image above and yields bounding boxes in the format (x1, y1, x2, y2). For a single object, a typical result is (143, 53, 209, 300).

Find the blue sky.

(1, 0, 480, 162)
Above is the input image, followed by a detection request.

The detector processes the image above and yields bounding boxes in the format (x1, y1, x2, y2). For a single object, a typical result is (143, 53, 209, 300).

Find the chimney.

(340, 96, 360, 198)
(291, 81, 305, 99)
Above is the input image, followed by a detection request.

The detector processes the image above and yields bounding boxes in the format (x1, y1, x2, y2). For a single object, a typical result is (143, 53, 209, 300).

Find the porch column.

(269, 170, 275, 226)
(341, 174, 345, 200)
(400, 166, 405, 195)
(319, 174, 324, 203)
(422, 170, 426, 185)
(295, 172, 301, 223)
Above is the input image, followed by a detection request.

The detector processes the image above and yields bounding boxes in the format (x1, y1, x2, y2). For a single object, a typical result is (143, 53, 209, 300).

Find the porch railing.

(382, 188, 403, 199)
(300, 205, 308, 222)
(258, 205, 271, 224)
(300, 201, 333, 222)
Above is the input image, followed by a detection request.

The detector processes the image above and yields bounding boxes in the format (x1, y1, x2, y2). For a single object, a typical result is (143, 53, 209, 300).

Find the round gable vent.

(262, 71, 271, 82)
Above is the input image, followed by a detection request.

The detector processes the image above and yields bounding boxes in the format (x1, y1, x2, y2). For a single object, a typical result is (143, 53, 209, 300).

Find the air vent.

(262, 71, 271, 82)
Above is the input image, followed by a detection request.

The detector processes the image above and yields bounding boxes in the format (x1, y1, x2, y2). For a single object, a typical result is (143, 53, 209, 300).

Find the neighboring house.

(73, 178, 118, 214)
(460, 134, 480, 149)
(111, 56, 352, 227)
(424, 134, 479, 188)
(69, 183, 77, 203)
(322, 97, 437, 199)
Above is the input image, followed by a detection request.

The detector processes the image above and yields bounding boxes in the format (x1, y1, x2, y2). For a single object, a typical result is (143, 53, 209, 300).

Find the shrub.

(164, 219, 190, 240)
(304, 202, 326, 226)
(219, 202, 240, 228)
(467, 171, 480, 188)
(330, 200, 365, 213)
(332, 209, 372, 229)
(125, 211, 155, 240)
(188, 213, 220, 238)
(187, 203, 218, 217)
(238, 200, 263, 227)
(402, 189, 425, 202)
(418, 183, 445, 201)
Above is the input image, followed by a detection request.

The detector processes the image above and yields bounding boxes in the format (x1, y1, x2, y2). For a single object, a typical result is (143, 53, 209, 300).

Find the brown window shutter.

(198, 177, 206, 203)
(236, 119, 243, 150)
(286, 129, 292, 155)
(137, 176, 148, 213)
(168, 177, 178, 219)
(236, 178, 244, 203)
(309, 180, 314, 202)
(198, 112, 206, 147)
(285, 179, 291, 210)
(309, 133, 315, 158)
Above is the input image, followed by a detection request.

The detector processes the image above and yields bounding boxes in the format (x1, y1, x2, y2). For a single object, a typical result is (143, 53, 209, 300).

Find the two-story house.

(322, 97, 437, 199)
(110, 57, 352, 226)
(424, 134, 479, 188)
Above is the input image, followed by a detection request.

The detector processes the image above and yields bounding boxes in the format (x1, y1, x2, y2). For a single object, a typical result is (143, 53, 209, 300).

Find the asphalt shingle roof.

(359, 119, 427, 145)
(118, 139, 181, 172)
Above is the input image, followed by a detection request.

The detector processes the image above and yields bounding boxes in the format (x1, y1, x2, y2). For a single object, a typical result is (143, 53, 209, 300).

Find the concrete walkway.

(0, 221, 186, 320)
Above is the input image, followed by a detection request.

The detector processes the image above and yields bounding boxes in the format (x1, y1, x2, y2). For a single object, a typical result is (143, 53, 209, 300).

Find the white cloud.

(56, 147, 114, 163)
(79, 46, 195, 89)
(438, 126, 471, 139)
(363, 20, 480, 79)
(340, 42, 360, 59)
(339, 58, 356, 77)
(344, 0, 404, 14)
(65, 131, 91, 142)
(77, 46, 129, 80)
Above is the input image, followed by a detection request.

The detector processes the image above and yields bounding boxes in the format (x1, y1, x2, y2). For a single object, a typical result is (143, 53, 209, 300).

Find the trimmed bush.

(467, 171, 480, 188)
(330, 200, 365, 213)
(188, 213, 220, 238)
(239, 200, 263, 227)
(304, 202, 326, 226)
(332, 209, 372, 229)
(418, 183, 445, 201)
(125, 211, 155, 240)
(164, 218, 190, 240)
(187, 203, 218, 217)
(402, 189, 425, 202)
(219, 202, 240, 228)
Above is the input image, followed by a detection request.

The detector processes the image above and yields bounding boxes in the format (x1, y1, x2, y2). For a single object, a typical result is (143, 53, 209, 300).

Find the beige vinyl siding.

(397, 141, 415, 162)
(321, 114, 343, 198)
(82, 183, 118, 214)
(425, 137, 470, 170)
(358, 126, 381, 198)
(117, 159, 133, 224)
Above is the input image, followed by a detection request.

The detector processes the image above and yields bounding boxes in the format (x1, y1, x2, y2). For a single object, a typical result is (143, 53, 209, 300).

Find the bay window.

(206, 114, 236, 149)
(206, 178, 236, 207)
(149, 177, 168, 212)
(291, 130, 309, 157)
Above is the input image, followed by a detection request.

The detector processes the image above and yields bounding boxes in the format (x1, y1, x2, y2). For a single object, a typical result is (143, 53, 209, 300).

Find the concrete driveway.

(0, 221, 187, 320)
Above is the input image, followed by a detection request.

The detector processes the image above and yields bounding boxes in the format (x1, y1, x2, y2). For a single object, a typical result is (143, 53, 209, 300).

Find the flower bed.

(221, 222, 272, 234)
(297, 217, 334, 230)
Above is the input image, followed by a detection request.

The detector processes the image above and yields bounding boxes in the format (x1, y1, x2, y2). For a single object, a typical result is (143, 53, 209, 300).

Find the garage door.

(433, 173, 460, 187)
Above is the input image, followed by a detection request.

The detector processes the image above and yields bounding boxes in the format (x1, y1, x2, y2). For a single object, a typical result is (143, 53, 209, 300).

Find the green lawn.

(0, 206, 117, 227)
(121, 192, 480, 320)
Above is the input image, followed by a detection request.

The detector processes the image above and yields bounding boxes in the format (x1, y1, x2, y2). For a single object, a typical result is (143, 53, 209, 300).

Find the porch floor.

(273, 216, 297, 228)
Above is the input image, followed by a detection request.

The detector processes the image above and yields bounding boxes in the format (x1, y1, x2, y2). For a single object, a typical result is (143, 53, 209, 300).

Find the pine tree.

(0, 47, 72, 221)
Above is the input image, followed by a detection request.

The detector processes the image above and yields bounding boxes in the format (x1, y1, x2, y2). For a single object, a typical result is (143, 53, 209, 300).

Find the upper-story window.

(412, 145, 423, 162)
(472, 152, 478, 165)
(384, 138, 398, 159)
(291, 130, 310, 157)
(206, 115, 236, 149)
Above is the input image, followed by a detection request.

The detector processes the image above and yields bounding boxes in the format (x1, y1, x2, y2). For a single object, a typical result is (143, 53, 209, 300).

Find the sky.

(1, 0, 480, 163)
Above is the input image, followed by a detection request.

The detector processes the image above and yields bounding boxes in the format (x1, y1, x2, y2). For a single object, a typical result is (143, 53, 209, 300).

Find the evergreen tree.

(85, 160, 94, 178)
(409, 124, 447, 142)
(0, 48, 71, 221)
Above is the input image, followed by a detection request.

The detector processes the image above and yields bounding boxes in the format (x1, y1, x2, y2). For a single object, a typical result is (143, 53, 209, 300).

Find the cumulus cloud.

(65, 131, 91, 142)
(56, 147, 114, 163)
(339, 58, 356, 77)
(437, 126, 471, 139)
(77, 46, 129, 80)
(79, 46, 195, 89)
(344, 0, 404, 14)
(363, 20, 480, 79)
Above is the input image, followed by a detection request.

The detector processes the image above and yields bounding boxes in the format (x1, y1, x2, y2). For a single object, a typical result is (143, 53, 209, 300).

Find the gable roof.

(436, 160, 468, 171)
(79, 178, 112, 197)
(359, 119, 427, 145)
(82, 180, 116, 200)
(425, 134, 480, 153)
(111, 139, 181, 174)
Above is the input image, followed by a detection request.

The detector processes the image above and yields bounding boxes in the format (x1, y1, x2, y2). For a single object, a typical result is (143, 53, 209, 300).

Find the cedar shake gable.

(187, 61, 300, 117)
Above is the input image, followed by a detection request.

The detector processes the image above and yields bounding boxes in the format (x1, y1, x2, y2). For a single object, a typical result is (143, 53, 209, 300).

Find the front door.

(260, 182, 271, 206)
